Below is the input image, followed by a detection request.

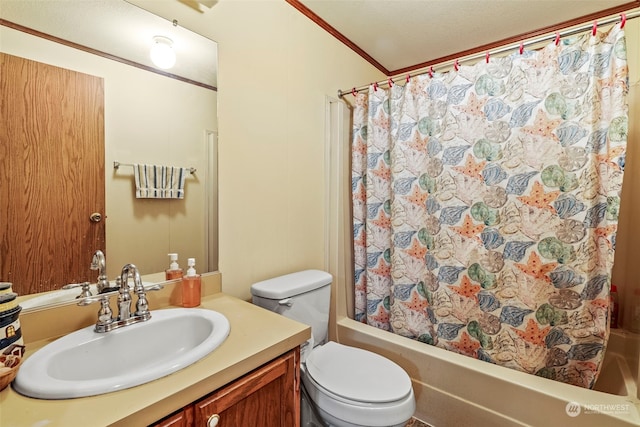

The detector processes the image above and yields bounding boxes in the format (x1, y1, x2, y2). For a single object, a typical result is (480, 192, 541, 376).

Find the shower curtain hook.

(373, 81, 378, 91)
(388, 78, 394, 87)
(592, 20, 598, 36)
(485, 52, 490, 63)
(429, 66, 434, 78)
(519, 42, 524, 55)
(454, 59, 459, 71)
(406, 74, 411, 83)
(555, 32, 561, 46)
(621, 13, 627, 28)
(351, 87, 357, 97)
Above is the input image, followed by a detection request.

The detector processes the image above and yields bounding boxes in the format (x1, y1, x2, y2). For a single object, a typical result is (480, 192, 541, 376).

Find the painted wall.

(129, 0, 384, 299)
(0, 25, 217, 279)
(133, 0, 640, 325)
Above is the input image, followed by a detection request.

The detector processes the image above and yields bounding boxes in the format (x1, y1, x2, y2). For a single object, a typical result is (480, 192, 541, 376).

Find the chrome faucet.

(77, 263, 165, 333)
(81, 263, 152, 333)
(117, 263, 150, 320)
(91, 250, 110, 294)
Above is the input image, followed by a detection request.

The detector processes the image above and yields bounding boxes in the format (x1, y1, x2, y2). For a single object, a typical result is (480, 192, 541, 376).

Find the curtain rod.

(338, 10, 640, 98)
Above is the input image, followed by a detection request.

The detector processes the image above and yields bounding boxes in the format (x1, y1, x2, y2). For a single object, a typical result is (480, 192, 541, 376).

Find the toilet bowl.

(302, 341, 415, 427)
(250, 270, 416, 427)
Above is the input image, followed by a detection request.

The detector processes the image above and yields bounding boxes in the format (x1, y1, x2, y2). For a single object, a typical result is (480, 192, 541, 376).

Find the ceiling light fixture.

(150, 36, 176, 70)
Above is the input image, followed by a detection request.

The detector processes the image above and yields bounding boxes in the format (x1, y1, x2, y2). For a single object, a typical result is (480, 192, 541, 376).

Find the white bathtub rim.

(336, 317, 640, 425)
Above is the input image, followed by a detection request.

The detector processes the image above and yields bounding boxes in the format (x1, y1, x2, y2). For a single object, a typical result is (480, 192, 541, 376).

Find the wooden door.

(0, 53, 105, 296)
(194, 349, 300, 427)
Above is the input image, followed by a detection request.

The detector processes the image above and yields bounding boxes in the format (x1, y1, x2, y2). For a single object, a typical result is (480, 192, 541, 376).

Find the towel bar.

(113, 161, 196, 174)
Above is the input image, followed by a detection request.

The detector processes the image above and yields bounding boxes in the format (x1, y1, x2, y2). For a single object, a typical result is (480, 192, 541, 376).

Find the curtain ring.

(351, 87, 357, 97)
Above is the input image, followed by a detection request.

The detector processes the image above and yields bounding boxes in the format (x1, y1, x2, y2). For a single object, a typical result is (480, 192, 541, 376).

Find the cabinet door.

(152, 407, 194, 427)
(195, 348, 300, 427)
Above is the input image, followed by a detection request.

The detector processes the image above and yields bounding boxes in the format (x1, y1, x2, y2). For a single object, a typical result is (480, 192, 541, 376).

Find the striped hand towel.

(133, 164, 189, 199)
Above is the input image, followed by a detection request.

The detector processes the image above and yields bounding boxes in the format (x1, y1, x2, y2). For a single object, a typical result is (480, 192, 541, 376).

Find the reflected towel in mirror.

(133, 164, 188, 199)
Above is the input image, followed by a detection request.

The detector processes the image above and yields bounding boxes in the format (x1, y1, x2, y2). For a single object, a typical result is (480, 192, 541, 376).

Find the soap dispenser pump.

(181, 258, 201, 308)
(165, 253, 183, 280)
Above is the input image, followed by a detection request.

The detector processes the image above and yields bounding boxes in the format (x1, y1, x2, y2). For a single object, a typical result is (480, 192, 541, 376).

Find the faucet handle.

(135, 291, 149, 316)
(75, 294, 115, 332)
(64, 282, 93, 299)
(78, 282, 93, 298)
(132, 283, 165, 317)
(97, 297, 114, 326)
(63, 282, 87, 290)
(76, 292, 108, 306)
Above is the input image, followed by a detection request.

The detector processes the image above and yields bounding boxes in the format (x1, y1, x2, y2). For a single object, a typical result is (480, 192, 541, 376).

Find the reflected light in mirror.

(150, 35, 175, 69)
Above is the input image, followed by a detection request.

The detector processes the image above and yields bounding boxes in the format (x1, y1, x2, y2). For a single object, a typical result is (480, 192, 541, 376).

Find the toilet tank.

(251, 270, 332, 347)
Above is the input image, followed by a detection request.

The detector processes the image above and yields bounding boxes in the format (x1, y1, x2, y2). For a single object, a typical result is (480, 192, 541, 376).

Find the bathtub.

(336, 318, 640, 426)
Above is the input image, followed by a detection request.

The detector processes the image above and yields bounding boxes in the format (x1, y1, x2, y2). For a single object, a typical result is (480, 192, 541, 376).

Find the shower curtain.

(352, 23, 628, 388)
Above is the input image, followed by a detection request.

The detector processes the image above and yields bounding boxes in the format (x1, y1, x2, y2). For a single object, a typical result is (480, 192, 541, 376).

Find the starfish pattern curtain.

(352, 23, 628, 388)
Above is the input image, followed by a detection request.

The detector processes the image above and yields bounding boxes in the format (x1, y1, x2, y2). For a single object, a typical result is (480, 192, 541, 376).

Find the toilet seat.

(302, 342, 415, 427)
(305, 341, 412, 403)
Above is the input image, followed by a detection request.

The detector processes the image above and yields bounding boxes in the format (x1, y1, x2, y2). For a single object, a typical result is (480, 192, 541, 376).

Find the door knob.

(89, 212, 102, 223)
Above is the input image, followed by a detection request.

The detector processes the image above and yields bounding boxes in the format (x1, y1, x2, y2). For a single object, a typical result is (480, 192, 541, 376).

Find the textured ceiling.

(296, 0, 637, 74)
(2, 1, 638, 86)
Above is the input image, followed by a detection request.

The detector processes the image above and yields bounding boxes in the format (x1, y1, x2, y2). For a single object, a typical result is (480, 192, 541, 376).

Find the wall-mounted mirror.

(0, 0, 218, 311)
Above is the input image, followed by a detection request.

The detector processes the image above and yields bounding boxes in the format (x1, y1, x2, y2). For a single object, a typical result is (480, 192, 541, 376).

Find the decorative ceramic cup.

(0, 302, 24, 357)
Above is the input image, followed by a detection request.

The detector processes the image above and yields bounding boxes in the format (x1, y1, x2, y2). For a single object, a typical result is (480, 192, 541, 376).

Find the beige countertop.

(1, 288, 310, 426)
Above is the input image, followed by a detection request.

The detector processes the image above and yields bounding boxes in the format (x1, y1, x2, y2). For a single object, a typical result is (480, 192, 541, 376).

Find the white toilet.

(251, 270, 416, 427)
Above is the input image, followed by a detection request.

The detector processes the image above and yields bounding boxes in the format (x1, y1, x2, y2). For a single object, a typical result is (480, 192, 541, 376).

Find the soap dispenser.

(165, 253, 183, 280)
(181, 258, 201, 308)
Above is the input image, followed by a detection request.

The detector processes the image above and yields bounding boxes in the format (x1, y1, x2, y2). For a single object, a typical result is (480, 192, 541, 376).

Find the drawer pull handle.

(207, 414, 220, 427)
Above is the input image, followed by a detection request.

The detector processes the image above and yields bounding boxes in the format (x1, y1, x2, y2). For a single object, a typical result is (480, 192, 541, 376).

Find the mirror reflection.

(0, 0, 218, 311)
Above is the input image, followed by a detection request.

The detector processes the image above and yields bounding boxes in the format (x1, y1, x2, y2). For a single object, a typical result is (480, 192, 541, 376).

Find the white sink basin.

(14, 308, 230, 399)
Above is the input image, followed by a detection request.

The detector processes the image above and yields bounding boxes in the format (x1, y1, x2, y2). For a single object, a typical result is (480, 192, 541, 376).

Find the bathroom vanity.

(153, 348, 299, 426)
(0, 274, 310, 426)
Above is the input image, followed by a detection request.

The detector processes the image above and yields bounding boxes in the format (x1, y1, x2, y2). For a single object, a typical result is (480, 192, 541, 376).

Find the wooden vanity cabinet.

(152, 348, 300, 427)
(152, 407, 193, 427)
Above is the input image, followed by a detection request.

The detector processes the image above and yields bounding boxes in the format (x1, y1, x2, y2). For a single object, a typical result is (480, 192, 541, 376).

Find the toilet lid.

(305, 341, 411, 403)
